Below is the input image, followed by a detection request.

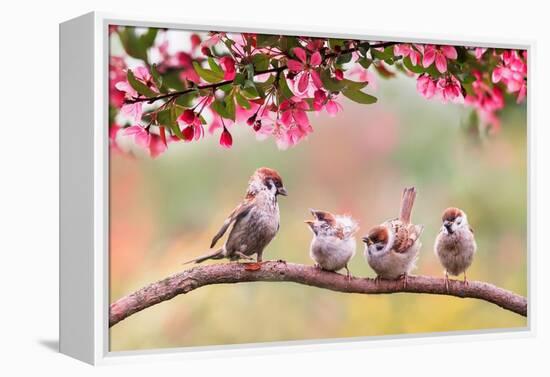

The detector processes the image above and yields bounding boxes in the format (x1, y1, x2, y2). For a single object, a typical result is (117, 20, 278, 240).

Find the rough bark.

(109, 261, 527, 327)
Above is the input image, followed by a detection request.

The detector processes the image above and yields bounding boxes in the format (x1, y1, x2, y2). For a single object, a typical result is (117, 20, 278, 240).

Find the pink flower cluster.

(108, 28, 527, 158)
(492, 50, 527, 103)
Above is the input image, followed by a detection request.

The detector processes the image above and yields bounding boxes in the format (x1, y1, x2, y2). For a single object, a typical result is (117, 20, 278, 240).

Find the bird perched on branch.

(183, 167, 287, 264)
(305, 209, 358, 278)
(362, 187, 424, 286)
(434, 207, 477, 291)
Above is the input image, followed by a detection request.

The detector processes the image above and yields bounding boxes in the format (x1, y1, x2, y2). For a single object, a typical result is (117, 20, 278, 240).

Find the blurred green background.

(109, 49, 527, 352)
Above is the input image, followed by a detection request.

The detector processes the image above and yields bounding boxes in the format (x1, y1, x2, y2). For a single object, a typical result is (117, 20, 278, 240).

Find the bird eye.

(376, 244, 384, 251)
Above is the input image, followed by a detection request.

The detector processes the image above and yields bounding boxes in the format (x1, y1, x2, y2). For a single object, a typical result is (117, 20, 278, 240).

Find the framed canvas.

(59, 12, 532, 365)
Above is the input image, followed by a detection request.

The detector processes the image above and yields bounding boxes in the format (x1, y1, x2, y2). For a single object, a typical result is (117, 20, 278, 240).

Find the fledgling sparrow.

(434, 207, 477, 290)
(305, 209, 358, 278)
(362, 187, 424, 286)
(183, 167, 288, 264)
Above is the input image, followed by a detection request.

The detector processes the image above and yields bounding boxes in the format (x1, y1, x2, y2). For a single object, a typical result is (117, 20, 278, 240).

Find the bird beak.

(277, 186, 288, 196)
(304, 220, 314, 228)
(361, 236, 372, 245)
(444, 221, 453, 234)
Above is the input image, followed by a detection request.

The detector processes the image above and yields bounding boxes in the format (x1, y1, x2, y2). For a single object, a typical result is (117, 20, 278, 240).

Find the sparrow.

(183, 167, 287, 264)
(305, 209, 358, 278)
(434, 207, 477, 290)
(362, 187, 424, 286)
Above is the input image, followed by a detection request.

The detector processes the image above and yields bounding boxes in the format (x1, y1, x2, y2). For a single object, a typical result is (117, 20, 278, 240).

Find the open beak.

(444, 221, 453, 234)
(304, 220, 314, 228)
(277, 186, 288, 196)
(361, 236, 372, 245)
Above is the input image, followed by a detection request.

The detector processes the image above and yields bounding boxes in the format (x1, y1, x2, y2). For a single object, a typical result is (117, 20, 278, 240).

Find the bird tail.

(182, 248, 224, 265)
(399, 187, 417, 224)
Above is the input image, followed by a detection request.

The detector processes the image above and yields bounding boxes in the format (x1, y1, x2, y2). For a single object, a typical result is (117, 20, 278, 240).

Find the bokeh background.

(109, 31, 527, 352)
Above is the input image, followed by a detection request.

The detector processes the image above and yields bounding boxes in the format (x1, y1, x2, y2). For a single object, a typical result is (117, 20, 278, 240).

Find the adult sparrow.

(434, 207, 477, 290)
(184, 167, 287, 264)
(305, 209, 358, 277)
(362, 187, 424, 286)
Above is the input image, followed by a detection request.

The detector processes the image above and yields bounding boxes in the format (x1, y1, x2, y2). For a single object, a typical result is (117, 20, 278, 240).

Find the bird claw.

(399, 273, 408, 289)
(344, 266, 352, 282)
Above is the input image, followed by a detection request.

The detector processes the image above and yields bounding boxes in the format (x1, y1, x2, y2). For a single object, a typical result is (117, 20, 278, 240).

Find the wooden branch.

(109, 261, 527, 327)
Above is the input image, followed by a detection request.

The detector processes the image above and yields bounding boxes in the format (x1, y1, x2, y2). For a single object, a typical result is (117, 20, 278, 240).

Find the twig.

(109, 261, 527, 327)
(124, 41, 398, 105)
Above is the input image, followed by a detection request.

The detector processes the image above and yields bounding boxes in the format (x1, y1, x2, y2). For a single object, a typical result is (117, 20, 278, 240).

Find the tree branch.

(124, 41, 398, 105)
(109, 261, 527, 327)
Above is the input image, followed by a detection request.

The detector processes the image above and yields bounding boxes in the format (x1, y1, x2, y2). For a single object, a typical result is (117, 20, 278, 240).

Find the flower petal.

(435, 54, 447, 73)
(441, 46, 457, 60)
(287, 59, 304, 72)
(423, 49, 435, 68)
(310, 51, 322, 66)
(293, 47, 307, 64)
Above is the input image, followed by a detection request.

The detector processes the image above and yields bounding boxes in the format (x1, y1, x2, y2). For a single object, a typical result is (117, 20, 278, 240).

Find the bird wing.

(210, 199, 254, 248)
(393, 221, 423, 253)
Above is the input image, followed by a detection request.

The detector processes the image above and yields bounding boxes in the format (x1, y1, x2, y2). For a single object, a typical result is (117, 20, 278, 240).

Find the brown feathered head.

(250, 167, 288, 196)
(441, 207, 468, 234)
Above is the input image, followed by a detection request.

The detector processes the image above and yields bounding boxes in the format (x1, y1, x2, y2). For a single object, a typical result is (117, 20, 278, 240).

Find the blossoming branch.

(109, 27, 527, 157)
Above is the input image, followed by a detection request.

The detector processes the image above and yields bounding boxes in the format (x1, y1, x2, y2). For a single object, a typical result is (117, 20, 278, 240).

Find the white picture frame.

(59, 11, 534, 365)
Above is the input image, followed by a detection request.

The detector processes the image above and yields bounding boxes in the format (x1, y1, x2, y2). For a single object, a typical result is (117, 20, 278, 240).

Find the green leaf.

(357, 57, 373, 69)
(241, 84, 260, 99)
(139, 28, 158, 49)
(278, 75, 295, 99)
(192, 61, 224, 83)
(211, 95, 236, 121)
(328, 39, 346, 49)
(336, 53, 352, 65)
(150, 64, 165, 92)
(257, 34, 280, 48)
(208, 57, 224, 75)
(402, 56, 424, 74)
(225, 94, 236, 121)
(252, 54, 270, 72)
(234, 72, 246, 86)
(127, 69, 157, 98)
(320, 69, 346, 92)
(280, 36, 300, 53)
(117, 27, 148, 62)
(342, 88, 377, 104)
(235, 90, 251, 109)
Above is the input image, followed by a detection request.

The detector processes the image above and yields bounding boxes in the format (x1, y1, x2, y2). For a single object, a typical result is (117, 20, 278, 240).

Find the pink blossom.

(312, 89, 342, 116)
(465, 71, 504, 114)
(219, 126, 233, 148)
(474, 48, 487, 60)
(220, 56, 236, 80)
(176, 52, 201, 83)
(393, 44, 421, 66)
(177, 109, 204, 141)
(280, 98, 311, 132)
(346, 65, 378, 91)
(422, 45, 457, 73)
(325, 98, 343, 116)
(190, 34, 201, 51)
(492, 50, 527, 103)
(416, 74, 438, 99)
(121, 125, 168, 158)
(287, 47, 323, 94)
(202, 32, 226, 47)
(114, 80, 143, 122)
(437, 74, 463, 103)
(109, 57, 126, 108)
(148, 134, 168, 158)
(114, 66, 155, 122)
